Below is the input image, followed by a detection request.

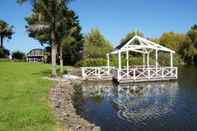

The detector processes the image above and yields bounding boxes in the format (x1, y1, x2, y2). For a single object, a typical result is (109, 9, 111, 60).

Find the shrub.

(76, 58, 107, 67)
(0, 48, 10, 58)
(12, 51, 26, 60)
(76, 54, 180, 67)
(0, 48, 4, 58)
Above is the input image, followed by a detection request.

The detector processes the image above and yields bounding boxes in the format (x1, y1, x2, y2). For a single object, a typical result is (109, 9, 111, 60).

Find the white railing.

(81, 66, 178, 82)
(81, 66, 115, 80)
(114, 67, 178, 81)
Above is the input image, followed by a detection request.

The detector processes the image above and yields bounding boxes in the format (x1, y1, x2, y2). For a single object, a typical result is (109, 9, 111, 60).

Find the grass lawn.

(0, 61, 59, 131)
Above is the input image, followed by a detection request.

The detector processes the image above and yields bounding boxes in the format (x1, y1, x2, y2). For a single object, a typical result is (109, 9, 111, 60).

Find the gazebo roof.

(110, 35, 175, 54)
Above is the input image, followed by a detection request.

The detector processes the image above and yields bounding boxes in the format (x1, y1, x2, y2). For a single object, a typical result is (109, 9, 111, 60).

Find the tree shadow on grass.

(31, 69, 51, 77)
(31, 68, 67, 77)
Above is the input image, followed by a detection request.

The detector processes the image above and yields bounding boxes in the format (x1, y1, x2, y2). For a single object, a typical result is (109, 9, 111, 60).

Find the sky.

(0, 0, 197, 53)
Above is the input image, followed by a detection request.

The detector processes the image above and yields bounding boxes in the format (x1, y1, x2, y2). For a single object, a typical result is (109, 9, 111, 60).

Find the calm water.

(73, 66, 197, 131)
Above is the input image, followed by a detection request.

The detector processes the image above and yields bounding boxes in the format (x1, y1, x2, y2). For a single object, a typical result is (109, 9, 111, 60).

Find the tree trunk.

(51, 30, 57, 78)
(0, 36, 3, 48)
(59, 45, 64, 76)
(50, 11, 59, 78)
(51, 43, 57, 77)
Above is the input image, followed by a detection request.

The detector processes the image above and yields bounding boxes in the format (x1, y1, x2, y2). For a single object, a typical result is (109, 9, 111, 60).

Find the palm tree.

(0, 20, 14, 48)
(18, 0, 73, 77)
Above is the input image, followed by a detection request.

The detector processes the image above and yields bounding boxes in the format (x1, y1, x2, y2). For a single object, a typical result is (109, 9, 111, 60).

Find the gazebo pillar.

(118, 51, 121, 80)
(118, 51, 121, 70)
(155, 50, 158, 68)
(143, 53, 145, 68)
(107, 53, 110, 74)
(170, 52, 173, 67)
(147, 52, 150, 68)
(126, 50, 129, 77)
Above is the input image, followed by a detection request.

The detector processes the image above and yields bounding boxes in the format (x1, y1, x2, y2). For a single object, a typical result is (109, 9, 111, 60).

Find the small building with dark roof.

(26, 48, 46, 63)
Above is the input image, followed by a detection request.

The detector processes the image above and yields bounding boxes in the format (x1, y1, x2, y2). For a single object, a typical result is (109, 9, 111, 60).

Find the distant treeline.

(78, 25, 197, 67)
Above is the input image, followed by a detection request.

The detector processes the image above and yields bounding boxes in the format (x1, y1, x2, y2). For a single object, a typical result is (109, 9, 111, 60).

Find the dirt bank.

(49, 80, 100, 131)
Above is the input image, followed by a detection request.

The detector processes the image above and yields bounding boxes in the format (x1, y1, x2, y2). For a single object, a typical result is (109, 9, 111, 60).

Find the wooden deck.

(81, 66, 178, 83)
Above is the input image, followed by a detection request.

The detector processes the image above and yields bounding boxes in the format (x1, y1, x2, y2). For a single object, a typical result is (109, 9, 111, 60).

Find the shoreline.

(49, 80, 100, 131)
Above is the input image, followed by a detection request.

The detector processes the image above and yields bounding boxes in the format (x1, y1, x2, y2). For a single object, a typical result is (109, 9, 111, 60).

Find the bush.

(76, 58, 107, 67)
(0, 48, 10, 58)
(76, 54, 180, 67)
(12, 51, 25, 60)
(0, 48, 4, 58)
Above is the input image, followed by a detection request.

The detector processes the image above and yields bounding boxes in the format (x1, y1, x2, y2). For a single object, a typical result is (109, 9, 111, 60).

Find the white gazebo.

(107, 35, 178, 83)
(81, 35, 178, 83)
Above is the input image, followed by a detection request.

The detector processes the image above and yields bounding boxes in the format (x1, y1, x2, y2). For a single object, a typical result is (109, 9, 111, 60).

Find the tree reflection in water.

(81, 81, 178, 123)
(72, 84, 85, 115)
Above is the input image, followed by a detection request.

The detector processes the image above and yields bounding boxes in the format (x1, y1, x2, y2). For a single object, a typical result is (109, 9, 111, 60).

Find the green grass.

(0, 61, 59, 131)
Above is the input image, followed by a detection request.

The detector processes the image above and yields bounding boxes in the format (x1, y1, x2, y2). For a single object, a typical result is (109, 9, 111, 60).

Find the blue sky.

(0, 0, 197, 52)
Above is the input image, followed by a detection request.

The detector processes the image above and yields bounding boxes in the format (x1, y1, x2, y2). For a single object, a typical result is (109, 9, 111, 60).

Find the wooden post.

(155, 50, 158, 77)
(82, 68, 85, 79)
(170, 52, 173, 77)
(148, 69, 150, 79)
(147, 53, 150, 79)
(98, 68, 101, 79)
(126, 50, 129, 78)
(147, 52, 150, 68)
(143, 53, 145, 68)
(107, 53, 110, 75)
(170, 52, 173, 67)
(155, 50, 158, 68)
(161, 67, 164, 78)
(133, 68, 136, 80)
(118, 51, 121, 70)
(175, 67, 178, 78)
(118, 51, 121, 80)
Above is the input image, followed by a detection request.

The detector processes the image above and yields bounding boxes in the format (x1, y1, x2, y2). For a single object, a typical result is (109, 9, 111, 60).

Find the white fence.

(113, 67, 178, 82)
(81, 66, 178, 82)
(81, 66, 115, 80)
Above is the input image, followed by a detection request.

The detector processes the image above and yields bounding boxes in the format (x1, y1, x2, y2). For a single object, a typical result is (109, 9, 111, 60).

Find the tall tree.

(19, 0, 73, 77)
(83, 28, 113, 59)
(178, 40, 197, 64)
(61, 10, 83, 66)
(79, 28, 112, 66)
(187, 24, 197, 64)
(56, 8, 82, 74)
(187, 24, 197, 48)
(0, 20, 14, 48)
(159, 32, 188, 52)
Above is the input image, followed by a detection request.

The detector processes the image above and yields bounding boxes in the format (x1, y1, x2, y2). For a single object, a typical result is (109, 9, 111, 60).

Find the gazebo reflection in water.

(81, 81, 178, 123)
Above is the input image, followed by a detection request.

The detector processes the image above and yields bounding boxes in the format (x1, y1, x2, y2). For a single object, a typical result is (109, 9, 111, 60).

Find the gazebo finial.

(134, 28, 140, 37)
(134, 28, 137, 36)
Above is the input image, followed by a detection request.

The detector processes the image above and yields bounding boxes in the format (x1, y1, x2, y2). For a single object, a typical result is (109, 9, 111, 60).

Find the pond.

(73, 66, 197, 131)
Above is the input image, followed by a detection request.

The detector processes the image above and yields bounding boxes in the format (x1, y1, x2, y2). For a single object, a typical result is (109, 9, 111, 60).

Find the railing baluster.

(161, 68, 164, 78)
(82, 68, 85, 79)
(175, 67, 178, 78)
(148, 68, 150, 79)
(98, 68, 101, 79)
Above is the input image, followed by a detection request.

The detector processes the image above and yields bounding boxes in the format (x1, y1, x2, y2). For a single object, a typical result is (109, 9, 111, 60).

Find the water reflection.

(81, 82, 178, 123)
